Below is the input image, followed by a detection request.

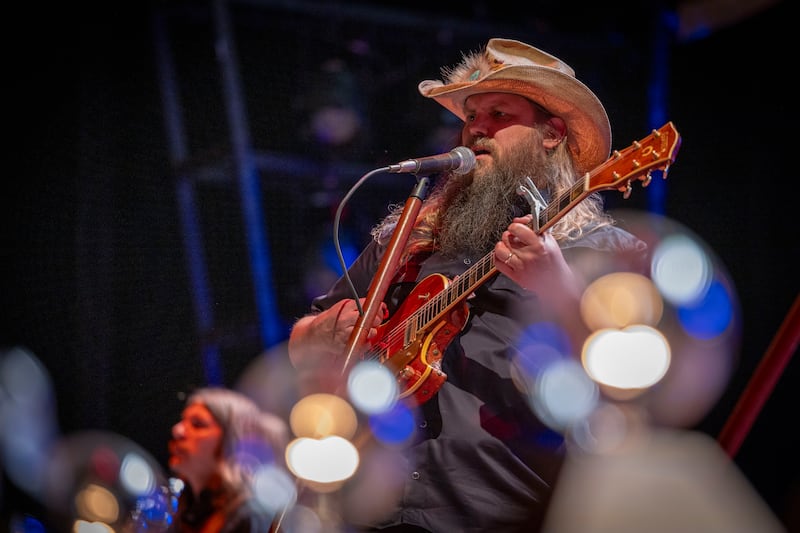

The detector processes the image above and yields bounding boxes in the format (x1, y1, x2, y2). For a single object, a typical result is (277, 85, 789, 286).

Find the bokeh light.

(0, 347, 58, 503)
(676, 278, 735, 340)
(512, 210, 741, 434)
(367, 400, 416, 446)
(583, 325, 671, 390)
(279, 503, 323, 533)
(42, 430, 166, 527)
(552, 195, 759, 530)
(285, 436, 360, 484)
(347, 360, 398, 415)
(252, 463, 298, 516)
(120, 452, 156, 497)
(74, 483, 120, 524)
(569, 401, 634, 454)
(651, 233, 712, 306)
(531, 359, 599, 431)
(127, 482, 179, 530)
(512, 321, 572, 396)
(72, 520, 114, 532)
(616, 210, 740, 427)
(546, 424, 785, 532)
(310, 106, 362, 145)
(580, 272, 664, 330)
(289, 393, 358, 440)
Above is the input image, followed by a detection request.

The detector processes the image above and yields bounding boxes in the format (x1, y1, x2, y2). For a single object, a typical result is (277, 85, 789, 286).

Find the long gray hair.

(186, 387, 289, 494)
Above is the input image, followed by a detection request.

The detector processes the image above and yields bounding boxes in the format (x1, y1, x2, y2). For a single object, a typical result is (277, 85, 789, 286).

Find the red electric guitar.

(362, 122, 682, 405)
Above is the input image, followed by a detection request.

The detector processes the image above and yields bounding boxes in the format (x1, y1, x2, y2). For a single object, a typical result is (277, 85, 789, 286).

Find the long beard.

(436, 131, 552, 257)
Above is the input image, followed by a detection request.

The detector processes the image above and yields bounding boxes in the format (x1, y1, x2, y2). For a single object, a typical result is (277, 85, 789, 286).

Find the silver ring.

(504, 251, 515, 264)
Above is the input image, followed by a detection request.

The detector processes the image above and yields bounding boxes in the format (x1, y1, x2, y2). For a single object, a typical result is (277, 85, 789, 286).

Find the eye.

(189, 416, 212, 429)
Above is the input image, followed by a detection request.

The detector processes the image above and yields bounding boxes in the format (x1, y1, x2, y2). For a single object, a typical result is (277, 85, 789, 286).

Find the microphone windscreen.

(451, 146, 476, 175)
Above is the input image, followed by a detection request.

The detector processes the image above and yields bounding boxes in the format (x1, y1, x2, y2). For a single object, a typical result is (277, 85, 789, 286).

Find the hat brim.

(420, 66, 611, 174)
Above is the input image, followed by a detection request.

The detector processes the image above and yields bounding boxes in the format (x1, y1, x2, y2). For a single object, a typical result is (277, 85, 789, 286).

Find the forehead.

(183, 402, 218, 422)
(463, 92, 533, 111)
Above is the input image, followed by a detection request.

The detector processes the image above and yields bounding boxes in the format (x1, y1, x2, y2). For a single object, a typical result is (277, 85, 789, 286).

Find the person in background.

(166, 387, 291, 533)
(287, 37, 648, 532)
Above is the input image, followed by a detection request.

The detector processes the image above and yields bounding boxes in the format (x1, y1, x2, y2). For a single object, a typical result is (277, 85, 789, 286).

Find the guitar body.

(373, 273, 469, 405)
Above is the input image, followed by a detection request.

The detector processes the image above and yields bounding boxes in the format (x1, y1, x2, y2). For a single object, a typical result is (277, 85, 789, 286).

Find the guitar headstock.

(588, 122, 681, 198)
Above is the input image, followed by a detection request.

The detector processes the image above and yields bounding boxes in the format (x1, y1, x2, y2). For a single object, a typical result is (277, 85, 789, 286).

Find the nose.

(464, 112, 492, 140)
(465, 119, 487, 140)
(171, 420, 185, 439)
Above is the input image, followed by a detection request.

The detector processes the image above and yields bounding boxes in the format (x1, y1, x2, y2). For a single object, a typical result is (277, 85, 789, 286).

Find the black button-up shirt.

(310, 225, 647, 532)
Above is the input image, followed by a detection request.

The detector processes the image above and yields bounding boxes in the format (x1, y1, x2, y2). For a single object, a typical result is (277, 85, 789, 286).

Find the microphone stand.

(340, 176, 431, 374)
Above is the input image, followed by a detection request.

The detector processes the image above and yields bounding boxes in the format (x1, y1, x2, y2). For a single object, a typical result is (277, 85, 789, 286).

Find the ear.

(542, 116, 567, 149)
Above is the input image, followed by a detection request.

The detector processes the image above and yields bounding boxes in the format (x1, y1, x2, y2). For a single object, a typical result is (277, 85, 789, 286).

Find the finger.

(497, 247, 516, 266)
(333, 299, 349, 326)
(509, 222, 536, 245)
(495, 241, 512, 261)
(511, 214, 533, 225)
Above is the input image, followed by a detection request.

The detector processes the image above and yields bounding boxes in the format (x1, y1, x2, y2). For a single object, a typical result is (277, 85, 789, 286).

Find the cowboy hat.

(418, 38, 611, 174)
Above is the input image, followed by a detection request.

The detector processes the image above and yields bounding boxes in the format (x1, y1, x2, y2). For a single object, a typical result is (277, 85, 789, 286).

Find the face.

(168, 402, 224, 484)
(432, 92, 556, 257)
(460, 92, 542, 179)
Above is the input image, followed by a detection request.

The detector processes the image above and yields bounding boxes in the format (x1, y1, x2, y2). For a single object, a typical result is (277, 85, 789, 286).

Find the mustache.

(471, 138, 495, 152)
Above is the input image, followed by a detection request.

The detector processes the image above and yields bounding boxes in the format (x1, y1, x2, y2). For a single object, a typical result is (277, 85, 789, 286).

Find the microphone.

(387, 146, 476, 175)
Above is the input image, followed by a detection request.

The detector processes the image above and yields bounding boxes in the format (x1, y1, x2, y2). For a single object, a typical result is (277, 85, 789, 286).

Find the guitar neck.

(537, 179, 592, 234)
(413, 178, 587, 332)
(407, 121, 681, 337)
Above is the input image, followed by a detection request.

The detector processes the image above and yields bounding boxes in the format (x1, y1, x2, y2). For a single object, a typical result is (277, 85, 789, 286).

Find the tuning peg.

(619, 181, 633, 199)
(642, 172, 652, 187)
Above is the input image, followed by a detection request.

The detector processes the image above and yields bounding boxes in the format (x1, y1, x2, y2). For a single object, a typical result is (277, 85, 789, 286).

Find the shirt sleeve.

(310, 240, 386, 313)
(562, 225, 650, 280)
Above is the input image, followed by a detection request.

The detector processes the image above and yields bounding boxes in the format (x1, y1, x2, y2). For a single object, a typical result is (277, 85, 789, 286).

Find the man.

(288, 38, 646, 532)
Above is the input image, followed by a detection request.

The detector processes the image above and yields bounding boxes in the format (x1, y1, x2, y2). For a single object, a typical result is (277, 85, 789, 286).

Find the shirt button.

(463, 258, 472, 265)
(419, 421, 428, 428)
(411, 471, 420, 480)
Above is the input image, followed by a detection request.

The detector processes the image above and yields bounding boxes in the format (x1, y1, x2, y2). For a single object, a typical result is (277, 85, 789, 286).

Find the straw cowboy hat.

(419, 38, 611, 174)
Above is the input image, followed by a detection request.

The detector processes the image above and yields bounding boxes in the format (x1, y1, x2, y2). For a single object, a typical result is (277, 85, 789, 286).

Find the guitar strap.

(390, 250, 433, 284)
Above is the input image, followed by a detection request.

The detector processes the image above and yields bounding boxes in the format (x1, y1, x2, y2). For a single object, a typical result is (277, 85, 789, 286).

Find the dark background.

(3, 0, 797, 529)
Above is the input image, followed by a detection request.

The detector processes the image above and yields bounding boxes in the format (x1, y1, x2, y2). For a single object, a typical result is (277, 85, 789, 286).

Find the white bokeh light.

(583, 325, 671, 389)
(120, 452, 155, 496)
(652, 234, 711, 305)
(253, 463, 297, 514)
(285, 436, 359, 483)
(347, 360, 398, 414)
(532, 359, 599, 431)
